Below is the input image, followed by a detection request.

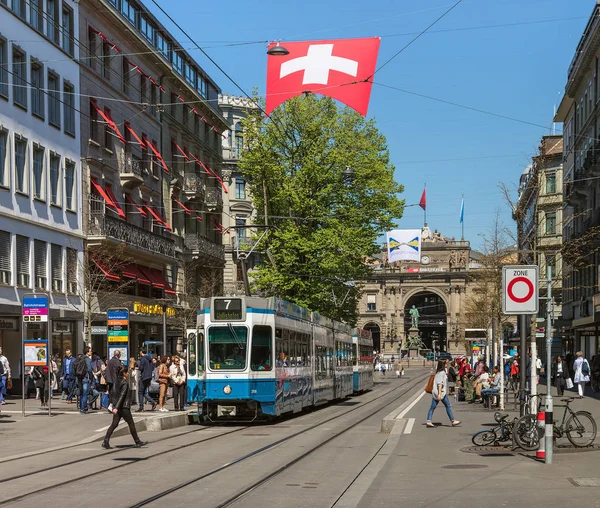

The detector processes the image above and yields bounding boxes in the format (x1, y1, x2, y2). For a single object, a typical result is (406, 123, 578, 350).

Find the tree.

(238, 95, 404, 323)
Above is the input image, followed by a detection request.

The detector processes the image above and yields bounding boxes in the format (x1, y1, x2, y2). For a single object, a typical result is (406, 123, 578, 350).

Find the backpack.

(74, 357, 87, 378)
(582, 360, 590, 376)
(0, 359, 4, 376)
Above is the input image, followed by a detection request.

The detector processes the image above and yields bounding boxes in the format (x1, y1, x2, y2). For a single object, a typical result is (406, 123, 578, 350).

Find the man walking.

(105, 350, 122, 411)
(76, 347, 93, 414)
(0, 347, 10, 405)
(137, 350, 156, 412)
(61, 349, 75, 402)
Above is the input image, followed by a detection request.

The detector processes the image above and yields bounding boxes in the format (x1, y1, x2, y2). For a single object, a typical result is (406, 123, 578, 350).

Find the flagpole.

(461, 193, 464, 241)
(424, 183, 427, 226)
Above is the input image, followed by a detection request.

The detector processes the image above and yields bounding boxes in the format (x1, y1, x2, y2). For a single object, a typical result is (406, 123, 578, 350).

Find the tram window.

(301, 335, 308, 367)
(289, 331, 297, 367)
(251, 325, 272, 371)
(352, 343, 357, 366)
(208, 326, 248, 370)
(188, 333, 197, 376)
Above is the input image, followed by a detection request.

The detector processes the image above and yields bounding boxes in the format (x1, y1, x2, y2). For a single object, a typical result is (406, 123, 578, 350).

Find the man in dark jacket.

(79, 347, 93, 414)
(137, 350, 156, 412)
(105, 350, 122, 410)
(61, 349, 75, 402)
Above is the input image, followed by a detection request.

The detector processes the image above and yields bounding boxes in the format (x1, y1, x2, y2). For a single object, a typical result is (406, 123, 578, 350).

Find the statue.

(409, 305, 420, 328)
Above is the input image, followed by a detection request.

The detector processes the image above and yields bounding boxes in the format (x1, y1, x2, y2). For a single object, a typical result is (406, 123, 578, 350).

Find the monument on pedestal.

(406, 305, 425, 358)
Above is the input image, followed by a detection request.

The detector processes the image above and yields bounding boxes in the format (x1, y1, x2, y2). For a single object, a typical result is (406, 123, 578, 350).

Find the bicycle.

(472, 413, 517, 446)
(591, 371, 600, 393)
(513, 397, 597, 450)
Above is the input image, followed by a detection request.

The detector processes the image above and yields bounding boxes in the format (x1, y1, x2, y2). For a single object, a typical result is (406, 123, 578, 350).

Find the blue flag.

(460, 198, 464, 224)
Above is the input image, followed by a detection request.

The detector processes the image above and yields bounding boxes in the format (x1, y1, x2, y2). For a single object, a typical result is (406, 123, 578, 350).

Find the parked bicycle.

(513, 397, 597, 450)
(472, 412, 517, 446)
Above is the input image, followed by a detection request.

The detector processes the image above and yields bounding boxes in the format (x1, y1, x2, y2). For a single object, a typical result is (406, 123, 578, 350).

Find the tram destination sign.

(107, 308, 129, 344)
(213, 298, 244, 321)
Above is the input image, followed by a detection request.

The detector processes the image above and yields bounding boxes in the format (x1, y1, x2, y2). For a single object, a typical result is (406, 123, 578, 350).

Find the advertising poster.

(108, 345, 128, 364)
(386, 229, 421, 263)
(24, 340, 48, 366)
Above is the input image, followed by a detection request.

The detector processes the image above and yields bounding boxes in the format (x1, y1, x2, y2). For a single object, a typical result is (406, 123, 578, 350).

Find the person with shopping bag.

(552, 355, 571, 396)
(425, 360, 461, 428)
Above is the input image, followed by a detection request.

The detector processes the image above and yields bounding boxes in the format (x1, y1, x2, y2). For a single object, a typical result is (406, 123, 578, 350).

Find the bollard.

(536, 410, 545, 460)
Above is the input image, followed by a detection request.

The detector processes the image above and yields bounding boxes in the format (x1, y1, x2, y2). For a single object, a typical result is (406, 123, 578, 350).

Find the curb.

(108, 410, 195, 439)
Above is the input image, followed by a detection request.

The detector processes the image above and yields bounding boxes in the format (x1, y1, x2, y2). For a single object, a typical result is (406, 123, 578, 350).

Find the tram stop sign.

(502, 265, 539, 315)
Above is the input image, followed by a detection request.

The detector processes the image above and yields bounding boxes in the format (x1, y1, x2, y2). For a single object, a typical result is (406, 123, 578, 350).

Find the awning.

(188, 152, 228, 194)
(194, 213, 203, 223)
(125, 123, 146, 147)
(144, 205, 172, 231)
(174, 199, 192, 215)
(104, 184, 126, 219)
(126, 194, 147, 217)
(143, 137, 170, 173)
(118, 263, 151, 285)
(173, 141, 189, 161)
(138, 266, 176, 295)
(90, 177, 120, 213)
(91, 257, 120, 282)
(90, 100, 125, 143)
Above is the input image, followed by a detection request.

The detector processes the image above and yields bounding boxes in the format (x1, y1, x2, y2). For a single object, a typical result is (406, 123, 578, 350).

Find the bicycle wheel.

(513, 414, 539, 451)
(566, 412, 597, 447)
(472, 429, 497, 446)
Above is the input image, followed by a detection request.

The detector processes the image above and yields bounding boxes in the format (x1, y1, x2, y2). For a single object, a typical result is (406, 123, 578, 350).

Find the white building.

(0, 0, 83, 368)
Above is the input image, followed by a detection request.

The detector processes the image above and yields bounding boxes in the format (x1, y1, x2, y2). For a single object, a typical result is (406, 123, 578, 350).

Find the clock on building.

(421, 255, 431, 265)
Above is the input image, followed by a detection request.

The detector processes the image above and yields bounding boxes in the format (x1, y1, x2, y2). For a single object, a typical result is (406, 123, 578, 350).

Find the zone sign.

(502, 265, 539, 315)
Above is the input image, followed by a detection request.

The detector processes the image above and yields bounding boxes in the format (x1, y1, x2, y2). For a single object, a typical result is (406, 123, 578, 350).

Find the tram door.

(186, 329, 205, 405)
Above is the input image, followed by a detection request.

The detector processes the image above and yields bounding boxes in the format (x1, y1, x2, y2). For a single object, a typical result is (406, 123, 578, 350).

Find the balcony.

(88, 213, 176, 260)
(184, 233, 224, 262)
(205, 187, 223, 212)
(183, 173, 205, 201)
(118, 152, 145, 189)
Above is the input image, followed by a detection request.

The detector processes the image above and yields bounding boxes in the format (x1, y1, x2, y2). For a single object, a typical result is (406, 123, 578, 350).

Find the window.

(208, 326, 248, 370)
(185, 64, 196, 87)
(236, 217, 246, 240)
(62, 5, 74, 56)
(50, 153, 60, 205)
(88, 27, 97, 70)
(197, 76, 207, 99)
(0, 230, 10, 285)
(34, 240, 46, 289)
(104, 107, 114, 151)
(150, 84, 157, 117)
(156, 33, 169, 59)
(0, 38, 7, 98)
(66, 248, 77, 293)
(30, 0, 43, 31)
(121, 0, 136, 25)
(16, 235, 29, 287)
(11, 0, 25, 18)
(122, 58, 130, 94)
(51, 244, 62, 291)
(48, 73, 60, 127)
(90, 100, 98, 142)
(251, 325, 272, 371)
(15, 137, 27, 193)
(546, 171, 556, 194)
(0, 130, 7, 187)
(140, 16, 154, 41)
(234, 123, 243, 157)
(151, 139, 159, 177)
(12, 48, 27, 108)
(65, 160, 75, 210)
(545, 212, 557, 236)
(31, 61, 44, 118)
(172, 51, 183, 74)
(140, 74, 147, 103)
(102, 42, 111, 79)
(235, 179, 246, 200)
(46, 0, 59, 44)
(64, 82, 75, 136)
(32, 146, 45, 200)
(367, 294, 376, 312)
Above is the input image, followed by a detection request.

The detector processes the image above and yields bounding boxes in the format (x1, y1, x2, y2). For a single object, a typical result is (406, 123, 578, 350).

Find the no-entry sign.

(502, 265, 539, 314)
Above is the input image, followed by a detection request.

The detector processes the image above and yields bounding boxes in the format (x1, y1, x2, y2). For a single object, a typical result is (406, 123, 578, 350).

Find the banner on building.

(386, 229, 421, 263)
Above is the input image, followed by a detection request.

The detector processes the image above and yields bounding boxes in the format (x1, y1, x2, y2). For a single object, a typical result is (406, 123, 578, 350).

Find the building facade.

(78, 0, 227, 356)
(0, 0, 84, 364)
(555, 2, 600, 359)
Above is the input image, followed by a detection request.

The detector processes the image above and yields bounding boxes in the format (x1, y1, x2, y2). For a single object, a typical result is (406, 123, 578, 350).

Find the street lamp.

(342, 166, 355, 181)
(267, 42, 290, 56)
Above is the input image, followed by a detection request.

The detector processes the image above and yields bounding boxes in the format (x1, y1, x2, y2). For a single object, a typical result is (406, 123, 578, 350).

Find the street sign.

(502, 265, 539, 315)
(107, 308, 129, 344)
(91, 326, 107, 335)
(22, 294, 49, 322)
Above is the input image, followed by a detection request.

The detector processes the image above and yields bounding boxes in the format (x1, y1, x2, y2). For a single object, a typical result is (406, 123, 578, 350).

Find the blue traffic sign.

(107, 309, 129, 320)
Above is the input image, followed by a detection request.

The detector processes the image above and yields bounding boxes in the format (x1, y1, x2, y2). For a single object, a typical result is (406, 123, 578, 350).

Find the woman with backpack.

(573, 351, 591, 399)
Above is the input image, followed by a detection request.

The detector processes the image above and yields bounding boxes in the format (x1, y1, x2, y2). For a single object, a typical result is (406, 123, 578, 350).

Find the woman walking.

(102, 365, 147, 449)
(169, 356, 186, 411)
(33, 366, 49, 408)
(157, 356, 170, 412)
(426, 360, 461, 428)
(553, 355, 571, 397)
(573, 351, 591, 399)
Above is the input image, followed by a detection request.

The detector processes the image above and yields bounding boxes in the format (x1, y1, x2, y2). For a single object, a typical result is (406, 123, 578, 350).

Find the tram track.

(129, 372, 430, 508)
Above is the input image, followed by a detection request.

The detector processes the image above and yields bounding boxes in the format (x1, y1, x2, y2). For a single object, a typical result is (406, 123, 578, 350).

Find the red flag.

(419, 187, 426, 210)
(266, 37, 380, 117)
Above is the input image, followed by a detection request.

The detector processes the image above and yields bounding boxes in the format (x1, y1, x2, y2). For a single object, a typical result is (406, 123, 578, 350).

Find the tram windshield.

(208, 326, 248, 370)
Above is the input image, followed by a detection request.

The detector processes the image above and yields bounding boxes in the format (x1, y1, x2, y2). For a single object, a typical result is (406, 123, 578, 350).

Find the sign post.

(107, 308, 129, 365)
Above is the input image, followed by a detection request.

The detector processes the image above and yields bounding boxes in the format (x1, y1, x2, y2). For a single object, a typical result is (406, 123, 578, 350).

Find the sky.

(150, 0, 593, 249)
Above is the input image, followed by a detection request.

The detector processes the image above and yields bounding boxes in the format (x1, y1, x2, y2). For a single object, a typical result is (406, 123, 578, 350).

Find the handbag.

(566, 378, 574, 389)
(6, 377, 12, 390)
(424, 374, 435, 394)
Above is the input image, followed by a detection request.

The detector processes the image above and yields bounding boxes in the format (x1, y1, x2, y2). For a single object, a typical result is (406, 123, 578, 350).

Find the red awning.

(143, 137, 170, 173)
(118, 263, 151, 285)
(90, 100, 125, 143)
(105, 184, 126, 219)
(174, 199, 192, 215)
(195, 213, 203, 223)
(173, 141, 189, 161)
(126, 194, 147, 218)
(138, 266, 176, 295)
(91, 257, 120, 282)
(144, 205, 172, 231)
(91, 177, 120, 212)
(125, 123, 146, 148)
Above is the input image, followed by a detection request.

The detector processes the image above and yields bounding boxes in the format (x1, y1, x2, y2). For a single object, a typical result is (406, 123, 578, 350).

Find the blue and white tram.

(189, 296, 356, 422)
(352, 328, 374, 392)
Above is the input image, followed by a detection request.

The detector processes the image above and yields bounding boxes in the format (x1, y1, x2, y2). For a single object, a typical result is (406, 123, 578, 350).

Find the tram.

(352, 328, 374, 392)
(186, 296, 371, 422)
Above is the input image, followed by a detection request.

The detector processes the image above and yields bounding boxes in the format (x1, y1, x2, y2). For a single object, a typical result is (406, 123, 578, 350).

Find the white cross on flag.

(266, 38, 380, 117)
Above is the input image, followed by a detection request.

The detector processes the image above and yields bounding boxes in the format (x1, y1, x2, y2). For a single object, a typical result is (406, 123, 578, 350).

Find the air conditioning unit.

(0, 271, 10, 285)
(53, 279, 63, 292)
(18, 273, 29, 287)
(36, 276, 46, 289)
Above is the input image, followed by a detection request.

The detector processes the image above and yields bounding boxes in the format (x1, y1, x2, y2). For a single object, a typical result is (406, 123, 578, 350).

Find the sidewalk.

(357, 385, 600, 508)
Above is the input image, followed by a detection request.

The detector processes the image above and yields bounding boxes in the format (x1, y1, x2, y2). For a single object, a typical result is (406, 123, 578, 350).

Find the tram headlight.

(223, 385, 232, 395)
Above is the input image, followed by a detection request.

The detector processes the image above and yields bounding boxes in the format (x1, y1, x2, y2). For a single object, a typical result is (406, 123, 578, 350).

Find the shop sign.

(133, 302, 176, 317)
(53, 321, 72, 333)
(91, 326, 108, 335)
(580, 330, 596, 336)
(0, 318, 19, 330)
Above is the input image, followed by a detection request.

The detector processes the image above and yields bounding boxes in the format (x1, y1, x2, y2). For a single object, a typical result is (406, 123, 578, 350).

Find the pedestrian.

(157, 356, 170, 412)
(169, 356, 186, 411)
(448, 361, 458, 396)
(49, 355, 58, 398)
(474, 358, 485, 377)
(105, 350, 122, 412)
(510, 355, 520, 391)
(0, 347, 11, 405)
(75, 347, 93, 414)
(137, 350, 156, 412)
(60, 349, 75, 402)
(573, 351, 590, 399)
(128, 357, 139, 406)
(102, 365, 147, 450)
(32, 366, 49, 408)
(426, 360, 461, 428)
(552, 355, 571, 397)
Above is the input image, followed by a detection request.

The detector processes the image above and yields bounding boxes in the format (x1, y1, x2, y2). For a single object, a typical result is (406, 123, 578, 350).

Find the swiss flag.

(266, 37, 380, 117)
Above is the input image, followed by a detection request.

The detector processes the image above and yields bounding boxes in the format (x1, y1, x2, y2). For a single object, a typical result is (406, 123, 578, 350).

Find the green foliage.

(238, 94, 404, 324)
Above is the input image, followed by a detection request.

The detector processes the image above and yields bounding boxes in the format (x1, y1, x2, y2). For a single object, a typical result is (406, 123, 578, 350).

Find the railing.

(205, 187, 223, 210)
(118, 152, 144, 177)
(184, 233, 224, 260)
(183, 174, 205, 201)
(89, 214, 175, 258)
